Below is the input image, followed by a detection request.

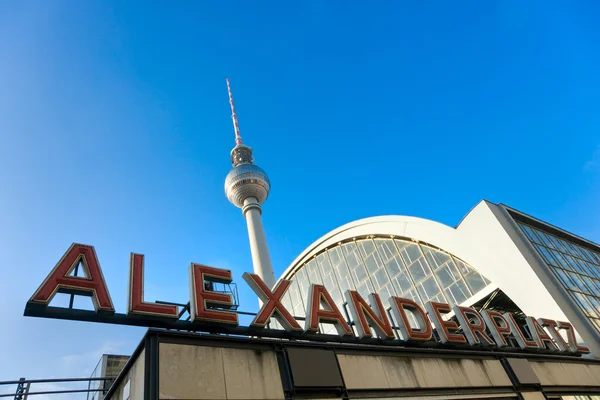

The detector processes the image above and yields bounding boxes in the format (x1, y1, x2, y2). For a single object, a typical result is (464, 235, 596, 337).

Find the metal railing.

(0, 377, 114, 399)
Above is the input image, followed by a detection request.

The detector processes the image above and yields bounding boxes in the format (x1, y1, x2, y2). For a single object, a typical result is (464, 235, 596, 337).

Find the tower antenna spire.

(226, 78, 243, 146)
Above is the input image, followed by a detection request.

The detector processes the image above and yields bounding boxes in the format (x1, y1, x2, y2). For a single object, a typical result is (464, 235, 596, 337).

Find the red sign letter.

(189, 264, 238, 325)
(504, 312, 538, 350)
(127, 253, 178, 318)
(480, 310, 512, 347)
(389, 297, 432, 341)
(425, 301, 466, 344)
(345, 291, 395, 339)
(243, 273, 302, 331)
(526, 317, 558, 351)
(453, 306, 495, 346)
(538, 318, 568, 352)
(305, 284, 352, 335)
(29, 243, 114, 313)
(557, 321, 590, 354)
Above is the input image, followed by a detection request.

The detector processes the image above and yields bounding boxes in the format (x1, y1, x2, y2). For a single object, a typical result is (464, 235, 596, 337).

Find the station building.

(98, 200, 600, 400)
(279, 200, 600, 357)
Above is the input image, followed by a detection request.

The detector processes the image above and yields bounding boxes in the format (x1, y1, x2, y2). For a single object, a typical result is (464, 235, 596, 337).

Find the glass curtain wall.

(281, 236, 491, 334)
(518, 223, 600, 333)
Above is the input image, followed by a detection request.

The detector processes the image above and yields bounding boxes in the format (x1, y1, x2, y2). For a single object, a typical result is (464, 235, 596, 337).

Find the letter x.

(243, 272, 302, 331)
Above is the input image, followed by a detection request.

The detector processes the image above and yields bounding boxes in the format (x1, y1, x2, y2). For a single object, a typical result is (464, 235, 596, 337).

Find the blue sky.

(1, 1, 600, 396)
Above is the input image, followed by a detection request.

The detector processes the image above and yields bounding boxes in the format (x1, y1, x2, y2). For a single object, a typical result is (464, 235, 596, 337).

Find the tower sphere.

(225, 159, 271, 208)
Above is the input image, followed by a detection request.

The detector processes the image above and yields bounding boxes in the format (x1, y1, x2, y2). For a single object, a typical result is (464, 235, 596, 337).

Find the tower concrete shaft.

(242, 197, 276, 290)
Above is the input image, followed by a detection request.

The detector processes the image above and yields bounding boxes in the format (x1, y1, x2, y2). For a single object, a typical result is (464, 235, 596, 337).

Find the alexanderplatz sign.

(24, 243, 589, 355)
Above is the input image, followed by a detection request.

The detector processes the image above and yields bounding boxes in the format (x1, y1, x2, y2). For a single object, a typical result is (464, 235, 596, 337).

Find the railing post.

(13, 377, 27, 400)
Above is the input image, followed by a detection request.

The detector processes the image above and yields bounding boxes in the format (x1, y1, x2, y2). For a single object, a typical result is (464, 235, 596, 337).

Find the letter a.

(305, 284, 353, 336)
(29, 243, 114, 313)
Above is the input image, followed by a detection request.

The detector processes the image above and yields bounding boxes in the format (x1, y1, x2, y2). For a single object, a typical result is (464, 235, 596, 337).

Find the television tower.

(224, 79, 276, 290)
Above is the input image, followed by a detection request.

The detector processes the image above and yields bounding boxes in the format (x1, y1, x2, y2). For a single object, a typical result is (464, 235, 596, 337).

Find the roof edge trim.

(280, 215, 458, 280)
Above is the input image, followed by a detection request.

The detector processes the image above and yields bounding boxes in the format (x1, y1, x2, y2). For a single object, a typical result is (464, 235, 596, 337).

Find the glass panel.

(364, 253, 382, 275)
(540, 233, 557, 250)
(384, 256, 402, 278)
(429, 247, 451, 267)
(587, 296, 600, 317)
(590, 250, 600, 266)
(400, 288, 422, 306)
(343, 243, 361, 269)
(375, 239, 395, 260)
(417, 275, 443, 302)
(316, 253, 333, 278)
(463, 270, 487, 294)
(293, 297, 306, 318)
(519, 224, 542, 244)
(563, 241, 581, 258)
(281, 291, 293, 313)
(537, 231, 556, 249)
(373, 267, 391, 290)
(549, 249, 570, 270)
(573, 246, 592, 263)
(563, 254, 582, 272)
(376, 239, 404, 278)
(573, 244, 592, 262)
(358, 239, 376, 258)
(547, 234, 568, 253)
(577, 259, 597, 278)
(316, 253, 342, 305)
(481, 274, 492, 285)
(535, 244, 558, 266)
(569, 272, 592, 294)
(342, 242, 372, 290)
(586, 262, 600, 280)
(353, 263, 368, 284)
(572, 257, 590, 277)
(306, 259, 322, 284)
(378, 283, 396, 303)
(329, 246, 342, 265)
(453, 258, 470, 276)
(356, 279, 374, 299)
(444, 280, 471, 306)
(582, 275, 600, 294)
(429, 293, 446, 303)
(453, 257, 488, 294)
(408, 258, 430, 282)
(439, 262, 468, 292)
(399, 243, 422, 266)
(394, 239, 410, 252)
(289, 279, 302, 305)
(573, 292, 599, 318)
(582, 248, 600, 264)
(435, 264, 455, 287)
(553, 268, 578, 291)
(392, 272, 413, 294)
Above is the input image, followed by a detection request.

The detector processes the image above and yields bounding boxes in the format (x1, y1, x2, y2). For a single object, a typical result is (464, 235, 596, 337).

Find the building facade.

(87, 354, 130, 400)
(104, 329, 600, 400)
(278, 200, 600, 357)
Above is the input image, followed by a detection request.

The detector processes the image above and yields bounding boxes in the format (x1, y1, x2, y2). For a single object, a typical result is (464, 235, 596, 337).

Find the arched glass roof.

(281, 235, 491, 334)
